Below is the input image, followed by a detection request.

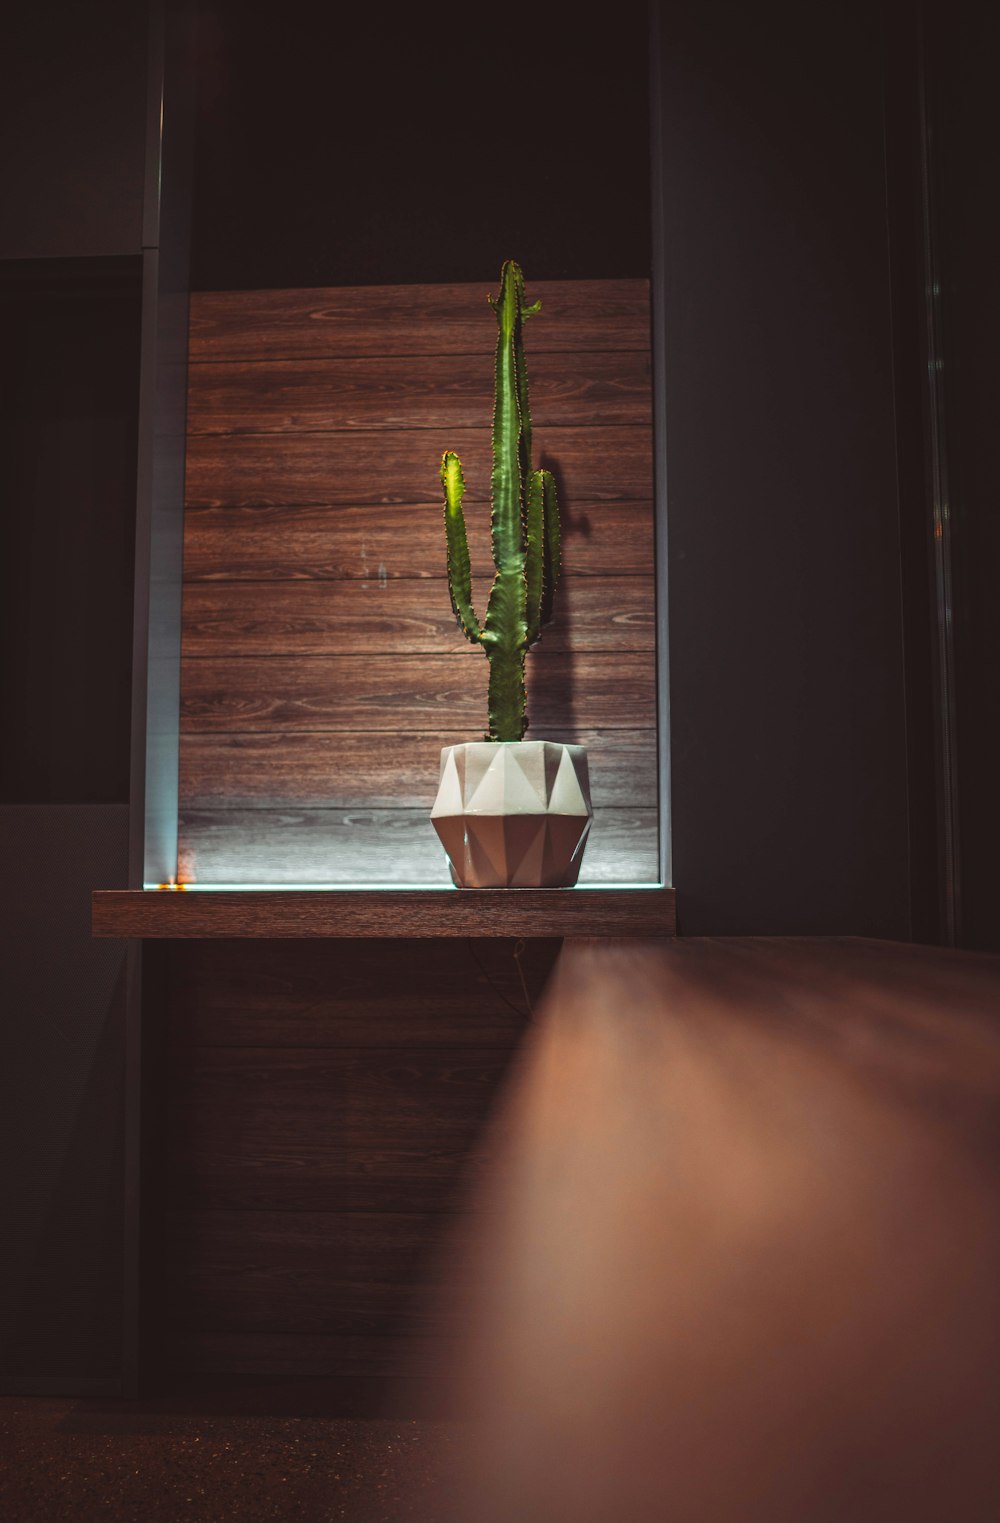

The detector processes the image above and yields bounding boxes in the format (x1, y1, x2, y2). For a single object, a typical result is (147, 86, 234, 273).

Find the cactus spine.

(441, 260, 561, 742)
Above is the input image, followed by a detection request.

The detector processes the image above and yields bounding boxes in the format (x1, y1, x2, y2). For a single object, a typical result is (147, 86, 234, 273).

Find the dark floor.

(0, 1391, 461, 1523)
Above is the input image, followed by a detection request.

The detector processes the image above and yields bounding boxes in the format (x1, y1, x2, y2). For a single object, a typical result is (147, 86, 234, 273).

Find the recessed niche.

(138, 3, 668, 894)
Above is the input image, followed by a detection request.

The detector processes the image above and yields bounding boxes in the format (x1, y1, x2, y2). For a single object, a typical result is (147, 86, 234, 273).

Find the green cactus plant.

(440, 259, 561, 742)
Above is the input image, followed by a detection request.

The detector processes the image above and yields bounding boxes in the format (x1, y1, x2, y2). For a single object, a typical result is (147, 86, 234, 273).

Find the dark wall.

(190, 0, 651, 289)
(0, 0, 146, 1392)
(0, 263, 140, 803)
(931, 1, 1000, 952)
(0, 807, 129, 1392)
(656, 0, 912, 936)
(0, 0, 147, 259)
(0, 260, 141, 1391)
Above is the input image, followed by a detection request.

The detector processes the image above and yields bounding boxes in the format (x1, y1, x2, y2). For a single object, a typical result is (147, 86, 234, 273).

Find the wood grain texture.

(181, 577, 656, 657)
(164, 1210, 468, 1336)
(187, 350, 651, 435)
(184, 425, 652, 509)
(189, 279, 651, 362)
(179, 729, 657, 809)
(92, 887, 676, 938)
(179, 653, 656, 733)
(151, 933, 552, 1381)
(179, 277, 659, 892)
(164, 1047, 513, 1213)
(175, 807, 658, 886)
(161, 1331, 444, 1379)
(163, 938, 557, 1046)
(448, 936, 1000, 1523)
(182, 500, 655, 582)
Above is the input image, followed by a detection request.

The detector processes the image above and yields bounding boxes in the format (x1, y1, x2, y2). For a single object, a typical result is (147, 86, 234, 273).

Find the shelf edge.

(92, 886, 676, 939)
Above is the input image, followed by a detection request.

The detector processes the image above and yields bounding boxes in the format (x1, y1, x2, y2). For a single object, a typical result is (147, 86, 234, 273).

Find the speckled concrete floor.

(0, 1394, 462, 1522)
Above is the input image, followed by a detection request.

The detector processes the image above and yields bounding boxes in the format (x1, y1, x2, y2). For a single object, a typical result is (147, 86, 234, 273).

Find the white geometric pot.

(431, 741, 593, 889)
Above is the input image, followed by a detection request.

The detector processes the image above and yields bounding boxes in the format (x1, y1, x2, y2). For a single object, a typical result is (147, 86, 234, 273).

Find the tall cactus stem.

(440, 260, 561, 742)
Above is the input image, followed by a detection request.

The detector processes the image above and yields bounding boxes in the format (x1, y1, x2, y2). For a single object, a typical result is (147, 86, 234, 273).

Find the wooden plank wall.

(178, 279, 658, 885)
(153, 936, 562, 1383)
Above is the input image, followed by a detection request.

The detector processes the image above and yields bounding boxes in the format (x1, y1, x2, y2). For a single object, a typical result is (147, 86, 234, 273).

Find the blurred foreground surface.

(443, 936, 1000, 1523)
(3, 936, 999, 1522)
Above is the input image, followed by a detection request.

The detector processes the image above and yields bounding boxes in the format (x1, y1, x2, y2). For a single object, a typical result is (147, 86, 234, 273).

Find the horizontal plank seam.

(179, 729, 654, 736)
(187, 346, 650, 365)
(160, 1205, 485, 1218)
(179, 651, 656, 660)
(166, 1045, 524, 1053)
(181, 650, 652, 658)
(186, 422, 649, 439)
(180, 573, 656, 584)
(161, 1217, 482, 1227)
(183, 498, 654, 511)
(181, 734, 653, 743)
(185, 498, 650, 509)
(165, 1329, 466, 1338)
(187, 428, 652, 439)
(179, 726, 654, 736)
(166, 1332, 467, 1341)
(177, 805, 651, 812)
(181, 579, 655, 588)
(180, 651, 660, 657)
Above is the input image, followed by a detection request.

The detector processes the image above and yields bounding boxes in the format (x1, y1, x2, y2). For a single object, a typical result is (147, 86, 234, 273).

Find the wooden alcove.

(177, 275, 663, 893)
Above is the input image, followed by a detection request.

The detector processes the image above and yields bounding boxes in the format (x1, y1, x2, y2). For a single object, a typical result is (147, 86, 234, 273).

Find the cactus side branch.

(441, 451, 481, 644)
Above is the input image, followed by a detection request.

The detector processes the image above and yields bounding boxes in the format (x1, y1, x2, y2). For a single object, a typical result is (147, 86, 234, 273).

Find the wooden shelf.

(92, 886, 676, 939)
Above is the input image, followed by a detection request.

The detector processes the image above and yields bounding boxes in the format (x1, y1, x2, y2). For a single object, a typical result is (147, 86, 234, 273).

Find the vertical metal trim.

(142, 0, 165, 251)
(129, 247, 159, 891)
(917, 9, 962, 945)
(139, 0, 194, 890)
(648, 0, 673, 890)
(131, 0, 169, 890)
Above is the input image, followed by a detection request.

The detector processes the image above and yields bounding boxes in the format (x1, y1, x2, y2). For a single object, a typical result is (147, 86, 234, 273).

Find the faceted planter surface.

(431, 741, 593, 889)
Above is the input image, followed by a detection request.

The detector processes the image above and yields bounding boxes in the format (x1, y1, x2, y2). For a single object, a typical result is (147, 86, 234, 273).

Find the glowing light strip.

(143, 881, 666, 893)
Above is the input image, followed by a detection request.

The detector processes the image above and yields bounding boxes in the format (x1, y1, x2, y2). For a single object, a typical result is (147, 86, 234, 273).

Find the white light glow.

(143, 881, 666, 893)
